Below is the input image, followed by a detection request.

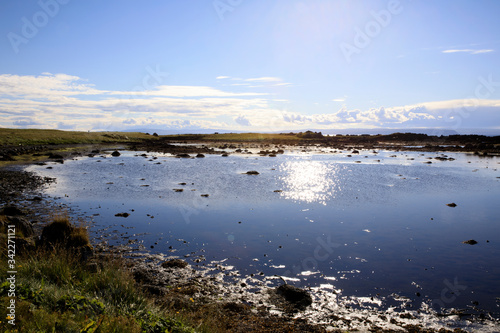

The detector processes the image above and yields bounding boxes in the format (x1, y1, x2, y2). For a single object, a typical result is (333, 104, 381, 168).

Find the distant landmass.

(122, 127, 500, 136)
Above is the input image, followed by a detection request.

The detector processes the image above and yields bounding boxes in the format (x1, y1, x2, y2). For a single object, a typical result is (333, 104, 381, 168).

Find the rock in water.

(446, 203, 457, 207)
(111, 150, 121, 157)
(245, 171, 259, 175)
(463, 239, 478, 245)
(115, 212, 130, 217)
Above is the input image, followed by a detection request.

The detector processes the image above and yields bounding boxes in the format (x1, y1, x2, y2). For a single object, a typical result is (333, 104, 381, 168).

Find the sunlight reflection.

(278, 160, 340, 204)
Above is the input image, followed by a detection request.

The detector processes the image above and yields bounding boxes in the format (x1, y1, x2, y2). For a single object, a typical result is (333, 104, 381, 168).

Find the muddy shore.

(2, 139, 499, 332)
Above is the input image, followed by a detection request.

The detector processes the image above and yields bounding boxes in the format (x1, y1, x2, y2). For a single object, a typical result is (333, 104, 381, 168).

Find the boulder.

(111, 150, 121, 157)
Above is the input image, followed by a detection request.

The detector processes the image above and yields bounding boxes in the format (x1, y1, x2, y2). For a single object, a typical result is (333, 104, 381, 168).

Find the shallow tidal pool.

(27, 148, 500, 329)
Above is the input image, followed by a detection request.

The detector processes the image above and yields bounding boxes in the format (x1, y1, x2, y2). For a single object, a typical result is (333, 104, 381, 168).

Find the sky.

(1, 0, 500, 134)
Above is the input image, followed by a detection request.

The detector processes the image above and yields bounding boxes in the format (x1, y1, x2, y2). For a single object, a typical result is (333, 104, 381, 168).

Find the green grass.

(0, 217, 199, 333)
(164, 132, 301, 142)
(0, 128, 155, 146)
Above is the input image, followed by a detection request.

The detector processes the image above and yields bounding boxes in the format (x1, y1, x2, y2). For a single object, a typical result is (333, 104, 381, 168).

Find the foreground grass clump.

(0, 217, 197, 333)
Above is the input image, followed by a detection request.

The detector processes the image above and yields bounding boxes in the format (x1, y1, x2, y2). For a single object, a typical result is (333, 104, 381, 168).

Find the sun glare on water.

(278, 160, 340, 204)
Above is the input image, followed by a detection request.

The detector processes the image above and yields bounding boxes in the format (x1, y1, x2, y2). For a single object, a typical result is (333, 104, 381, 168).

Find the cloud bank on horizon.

(0, 1, 499, 133)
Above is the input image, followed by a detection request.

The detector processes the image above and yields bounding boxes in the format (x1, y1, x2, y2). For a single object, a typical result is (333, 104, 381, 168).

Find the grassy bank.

(0, 216, 199, 333)
(163, 132, 302, 142)
(0, 128, 154, 146)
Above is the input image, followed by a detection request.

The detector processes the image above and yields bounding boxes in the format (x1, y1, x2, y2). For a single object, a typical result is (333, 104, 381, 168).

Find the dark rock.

(196, 153, 205, 158)
(463, 239, 478, 245)
(161, 259, 188, 269)
(173, 189, 184, 192)
(200, 194, 209, 197)
(446, 203, 457, 207)
(276, 284, 313, 310)
(111, 150, 121, 157)
(2, 205, 26, 216)
(245, 171, 260, 175)
(48, 153, 64, 159)
(176, 153, 191, 158)
(115, 212, 130, 217)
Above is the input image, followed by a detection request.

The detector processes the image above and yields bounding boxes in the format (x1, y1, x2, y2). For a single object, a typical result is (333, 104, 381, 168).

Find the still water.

(27, 149, 500, 318)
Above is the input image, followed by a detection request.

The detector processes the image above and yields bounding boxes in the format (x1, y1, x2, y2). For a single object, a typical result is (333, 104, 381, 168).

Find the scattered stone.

(200, 194, 209, 197)
(111, 150, 121, 157)
(115, 212, 130, 218)
(161, 258, 188, 269)
(173, 189, 184, 192)
(176, 153, 191, 158)
(463, 239, 478, 245)
(446, 203, 457, 207)
(245, 171, 259, 175)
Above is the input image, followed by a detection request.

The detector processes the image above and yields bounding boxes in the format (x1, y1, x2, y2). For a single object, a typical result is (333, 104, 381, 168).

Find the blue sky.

(1, 0, 499, 133)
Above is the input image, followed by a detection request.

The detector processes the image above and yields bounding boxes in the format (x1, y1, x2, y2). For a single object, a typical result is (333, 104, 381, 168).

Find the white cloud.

(216, 76, 230, 79)
(442, 49, 494, 54)
(1, 73, 500, 132)
(245, 77, 283, 82)
(332, 98, 345, 102)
